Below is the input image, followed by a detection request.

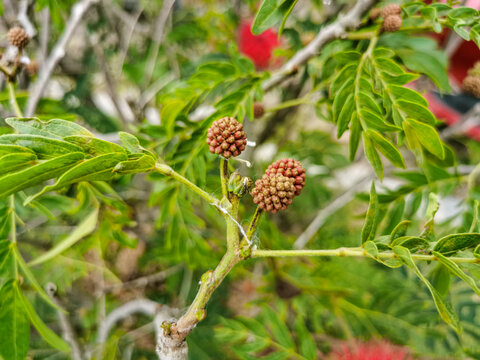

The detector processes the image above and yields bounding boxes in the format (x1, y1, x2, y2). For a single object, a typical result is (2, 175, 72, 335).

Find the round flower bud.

(370, 8, 382, 20)
(383, 15, 402, 32)
(251, 174, 296, 213)
(381, 4, 401, 18)
(206, 117, 247, 158)
(463, 75, 480, 98)
(26, 60, 39, 76)
(265, 158, 306, 196)
(253, 102, 265, 118)
(8, 27, 29, 49)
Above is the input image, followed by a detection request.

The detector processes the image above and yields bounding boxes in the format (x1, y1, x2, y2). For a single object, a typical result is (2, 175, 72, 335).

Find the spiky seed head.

(381, 4, 401, 18)
(383, 15, 402, 32)
(265, 158, 306, 196)
(8, 27, 29, 49)
(251, 174, 296, 213)
(206, 117, 247, 158)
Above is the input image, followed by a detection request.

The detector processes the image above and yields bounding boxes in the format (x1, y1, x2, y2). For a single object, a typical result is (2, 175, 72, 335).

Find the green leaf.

(252, 0, 297, 35)
(396, 49, 451, 92)
(388, 85, 428, 107)
(393, 246, 461, 332)
(14, 246, 61, 311)
(390, 236, 430, 251)
(261, 306, 294, 349)
(113, 154, 156, 174)
(367, 130, 405, 169)
(433, 251, 480, 297)
(0, 144, 35, 156)
(0, 134, 84, 158)
(390, 220, 410, 242)
(6, 117, 92, 139)
(471, 24, 480, 48)
(430, 263, 451, 297)
(433, 233, 480, 255)
(337, 94, 354, 138)
(361, 182, 378, 244)
(0, 152, 84, 199)
(27, 152, 128, 202)
(349, 114, 362, 161)
(29, 208, 99, 266)
(63, 135, 126, 157)
(0, 280, 29, 360)
(0, 153, 37, 173)
(396, 100, 436, 126)
(361, 109, 400, 132)
(17, 287, 70, 352)
(295, 317, 316, 360)
(118, 132, 144, 154)
(405, 118, 444, 159)
(363, 133, 383, 179)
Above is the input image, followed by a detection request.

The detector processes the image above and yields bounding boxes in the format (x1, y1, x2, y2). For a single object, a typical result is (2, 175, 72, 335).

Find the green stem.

(7, 80, 23, 117)
(266, 96, 314, 113)
(172, 248, 240, 338)
(220, 158, 229, 199)
(155, 163, 220, 206)
(9, 195, 16, 244)
(251, 247, 480, 264)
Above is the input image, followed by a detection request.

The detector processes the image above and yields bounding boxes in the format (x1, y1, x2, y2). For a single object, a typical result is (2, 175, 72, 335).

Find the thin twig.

(38, 7, 50, 66)
(45, 283, 84, 360)
(17, 0, 36, 38)
(102, 264, 183, 293)
(25, 0, 100, 116)
(262, 0, 378, 91)
(143, 0, 176, 86)
(91, 37, 134, 126)
(252, 247, 480, 264)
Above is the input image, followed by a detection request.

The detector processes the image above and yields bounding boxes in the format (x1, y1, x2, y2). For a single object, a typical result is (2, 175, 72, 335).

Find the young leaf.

(0, 134, 84, 158)
(29, 208, 99, 266)
(0, 152, 85, 199)
(363, 133, 384, 179)
(14, 246, 62, 311)
(390, 236, 430, 251)
(390, 220, 411, 242)
(433, 233, 480, 255)
(349, 114, 362, 161)
(27, 152, 128, 203)
(405, 118, 445, 159)
(63, 135, 126, 157)
(17, 286, 70, 352)
(0, 280, 29, 360)
(433, 251, 480, 296)
(6, 117, 92, 139)
(367, 130, 405, 169)
(393, 246, 461, 332)
(252, 0, 298, 35)
(361, 182, 378, 244)
(0, 152, 37, 174)
(113, 154, 156, 175)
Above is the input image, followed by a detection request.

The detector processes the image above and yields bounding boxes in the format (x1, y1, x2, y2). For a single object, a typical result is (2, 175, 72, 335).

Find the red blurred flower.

(238, 21, 280, 70)
(331, 340, 412, 360)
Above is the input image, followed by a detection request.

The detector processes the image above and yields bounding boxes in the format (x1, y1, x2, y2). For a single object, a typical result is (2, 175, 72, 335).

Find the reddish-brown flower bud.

(251, 174, 296, 213)
(207, 117, 247, 158)
(381, 4, 401, 18)
(253, 102, 265, 119)
(8, 27, 29, 49)
(265, 158, 306, 196)
(383, 15, 402, 32)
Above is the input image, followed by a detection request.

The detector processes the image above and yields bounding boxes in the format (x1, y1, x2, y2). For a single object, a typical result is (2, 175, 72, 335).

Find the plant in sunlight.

(2, 0, 480, 359)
